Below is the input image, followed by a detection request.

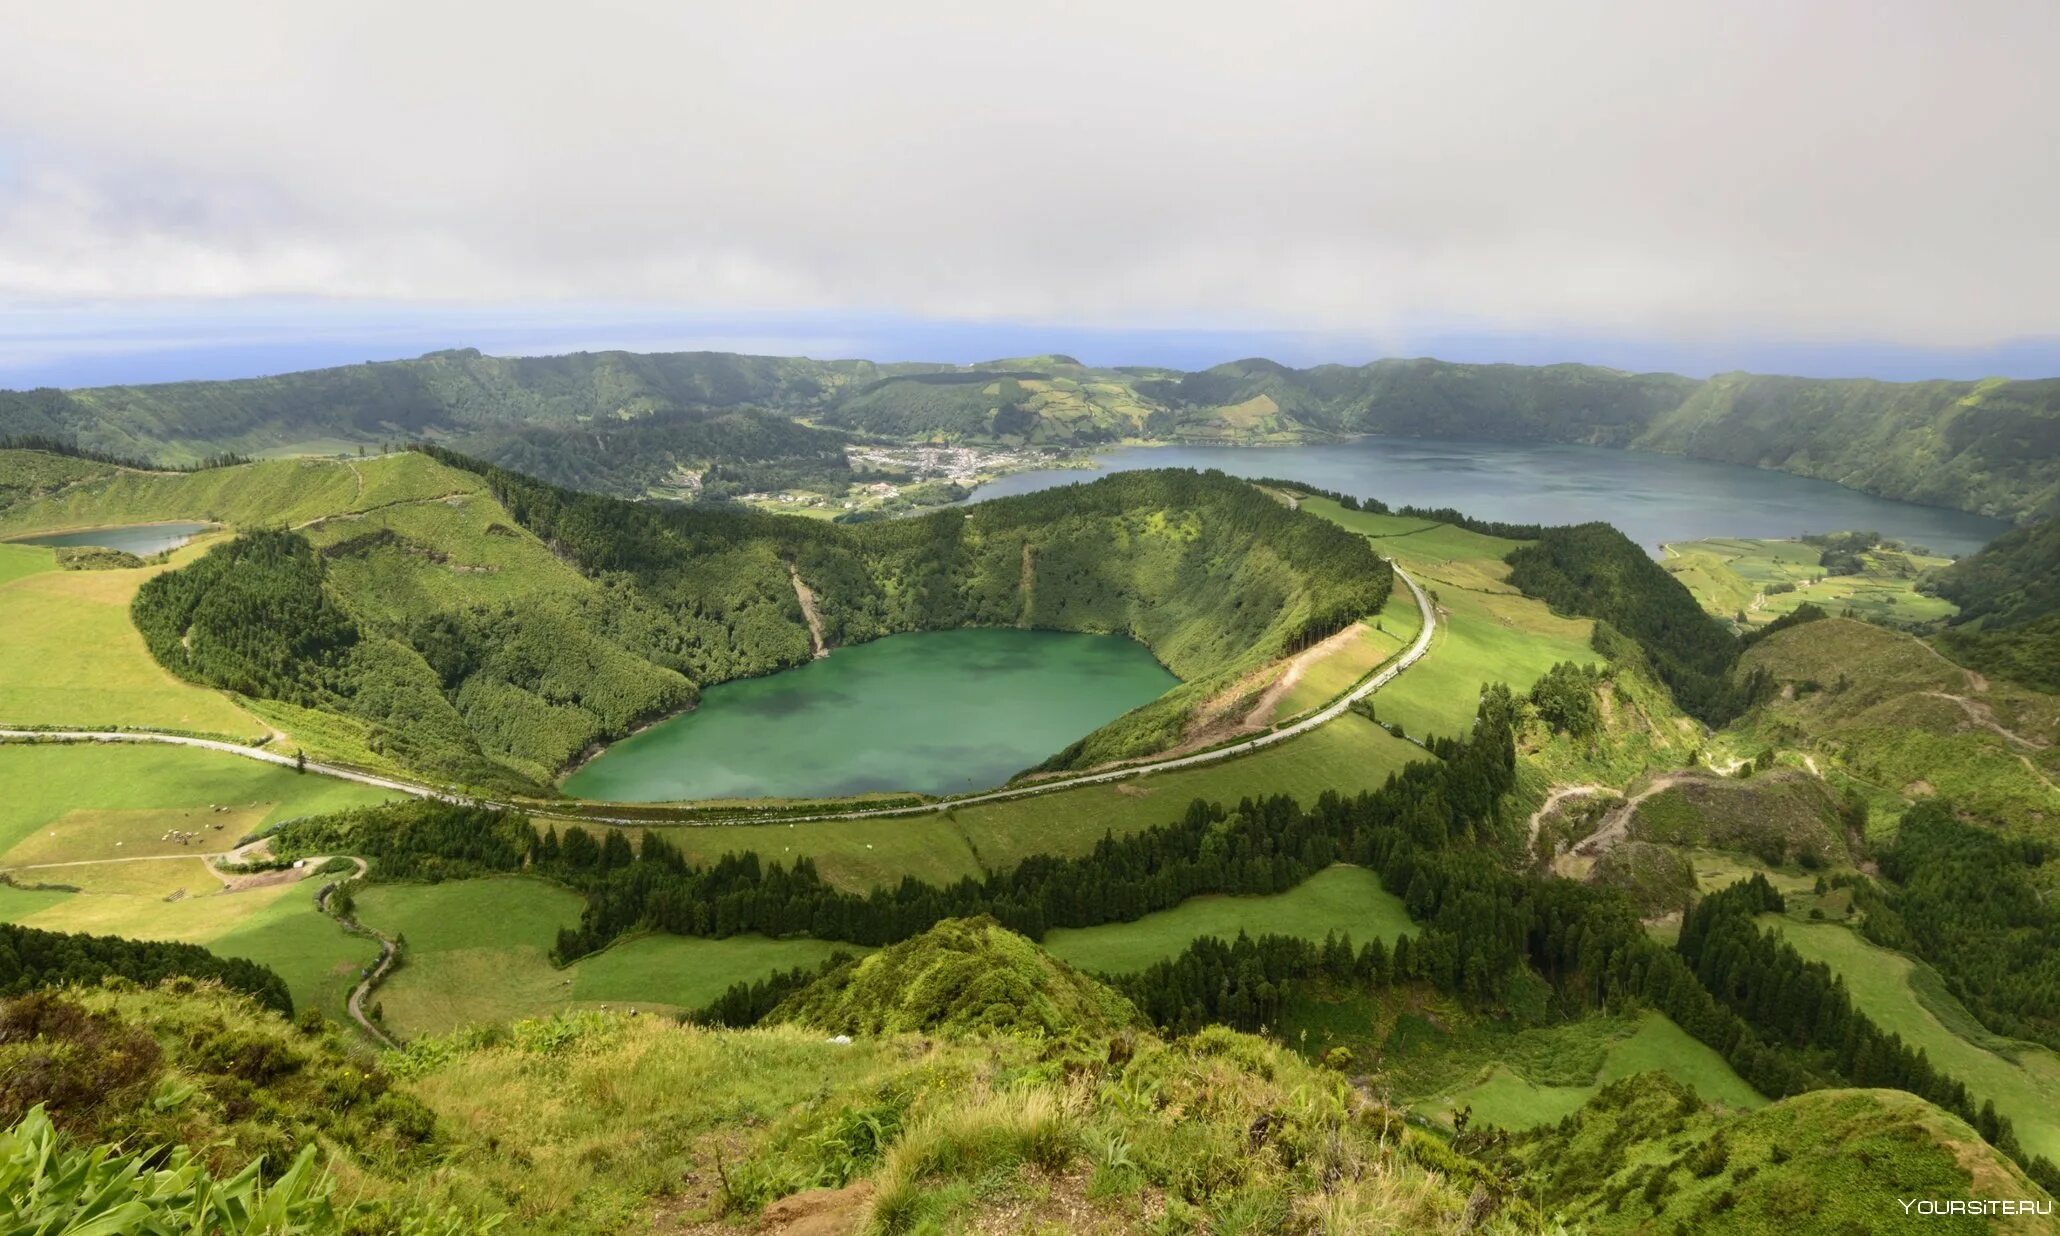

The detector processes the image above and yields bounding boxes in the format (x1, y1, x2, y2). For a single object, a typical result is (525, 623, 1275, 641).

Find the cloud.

(0, 0, 2055, 344)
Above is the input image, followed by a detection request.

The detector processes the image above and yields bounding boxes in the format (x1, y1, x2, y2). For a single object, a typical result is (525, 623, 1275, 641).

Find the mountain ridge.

(6, 346, 2058, 521)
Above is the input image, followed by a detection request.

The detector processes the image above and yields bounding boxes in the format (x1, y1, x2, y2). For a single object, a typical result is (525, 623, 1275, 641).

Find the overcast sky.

(2, 1, 2057, 384)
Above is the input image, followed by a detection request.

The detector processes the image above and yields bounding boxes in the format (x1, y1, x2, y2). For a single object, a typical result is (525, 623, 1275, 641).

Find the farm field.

(1298, 497, 1599, 742)
(352, 878, 861, 1038)
(0, 743, 397, 1018)
(1765, 915, 2060, 1163)
(1044, 864, 1412, 974)
(1664, 536, 1958, 629)
(0, 534, 262, 735)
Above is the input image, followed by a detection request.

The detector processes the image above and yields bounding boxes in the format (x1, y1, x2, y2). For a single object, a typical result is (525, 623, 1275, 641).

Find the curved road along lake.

(972, 440, 2012, 556)
(561, 628, 1177, 802)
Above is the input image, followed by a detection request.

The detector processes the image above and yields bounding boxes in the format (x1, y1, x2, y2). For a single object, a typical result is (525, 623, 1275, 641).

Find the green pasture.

(1665, 536, 1957, 629)
(352, 877, 861, 1038)
(1044, 864, 1413, 974)
(1765, 916, 2060, 1163)
(0, 537, 262, 735)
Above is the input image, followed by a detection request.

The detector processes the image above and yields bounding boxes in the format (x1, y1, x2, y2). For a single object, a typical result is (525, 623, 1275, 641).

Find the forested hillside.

(7, 346, 2059, 520)
(1932, 514, 2060, 690)
(91, 450, 1387, 791)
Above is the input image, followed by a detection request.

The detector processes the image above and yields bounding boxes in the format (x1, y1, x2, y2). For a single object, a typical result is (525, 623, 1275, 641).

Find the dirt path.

(0, 565, 1439, 828)
(1570, 771, 1705, 859)
(315, 857, 400, 1048)
(1922, 691, 2050, 750)
(1525, 783, 1611, 852)
(788, 563, 829, 659)
(1242, 622, 1367, 728)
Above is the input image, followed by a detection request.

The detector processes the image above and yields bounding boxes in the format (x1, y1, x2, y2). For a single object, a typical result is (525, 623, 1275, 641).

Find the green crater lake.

(560, 628, 1178, 802)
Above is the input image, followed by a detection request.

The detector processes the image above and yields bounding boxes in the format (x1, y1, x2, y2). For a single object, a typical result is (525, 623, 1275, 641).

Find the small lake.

(561, 627, 1177, 801)
(971, 441, 2013, 557)
(8, 521, 214, 557)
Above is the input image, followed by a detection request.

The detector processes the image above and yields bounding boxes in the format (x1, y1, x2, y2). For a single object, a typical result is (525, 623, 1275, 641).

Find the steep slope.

(1498, 1072, 2055, 1234)
(1933, 514, 2060, 691)
(1, 981, 1530, 1234)
(1731, 617, 2060, 839)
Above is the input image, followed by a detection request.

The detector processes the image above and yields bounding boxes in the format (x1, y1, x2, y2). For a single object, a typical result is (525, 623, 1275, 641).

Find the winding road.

(0, 564, 1437, 828)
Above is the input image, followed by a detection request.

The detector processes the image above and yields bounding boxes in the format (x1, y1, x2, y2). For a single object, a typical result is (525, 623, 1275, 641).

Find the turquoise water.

(9, 522, 214, 557)
(971, 441, 2013, 557)
(561, 627, 1177, 802)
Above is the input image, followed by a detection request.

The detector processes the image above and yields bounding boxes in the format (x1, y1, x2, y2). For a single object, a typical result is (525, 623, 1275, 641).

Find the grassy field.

(0, 743, 397, 1019)
(1281, 980, 1763, 1132)
(1664, 536, 1958, 629)
(353, 878, 861, 1038)
(1297, 498, 1599, 743)
(0, 452, 485, 537)
(1431, 1014, 1764, 1130)
(948, 715, 1425, 872)
(1043, 864, 1413, 974)
(1765, 915, 2060, 1163)
(0, 533, 263, 735)
(0, 743, 395, 856)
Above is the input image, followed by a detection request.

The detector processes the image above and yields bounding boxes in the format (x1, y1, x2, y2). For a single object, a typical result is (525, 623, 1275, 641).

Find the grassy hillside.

(1933, 514, 2060, 691)
(1732, 617, 2060, 840)
(1500, 1072, 2054, 1234)
(3, 449, 1390, 794)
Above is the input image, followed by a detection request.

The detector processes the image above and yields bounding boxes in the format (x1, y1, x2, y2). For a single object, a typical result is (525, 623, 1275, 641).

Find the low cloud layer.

(1, 1, 2054, 346)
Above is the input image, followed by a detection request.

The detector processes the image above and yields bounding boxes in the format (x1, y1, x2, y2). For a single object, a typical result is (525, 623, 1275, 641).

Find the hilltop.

(6, 348, 2059, 521)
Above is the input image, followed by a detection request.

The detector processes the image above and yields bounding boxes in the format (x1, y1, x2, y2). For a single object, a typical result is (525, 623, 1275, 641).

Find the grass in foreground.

(1043, 864, 1413, 975)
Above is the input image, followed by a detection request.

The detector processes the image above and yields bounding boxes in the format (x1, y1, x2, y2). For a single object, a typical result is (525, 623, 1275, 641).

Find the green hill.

(9, 348, 2060, 520)
(1730, 617, 2060, 841)
(2, 449, 1388, 793)
(1, 979, 1536, 1234)
(768, 916, 1141, 1037)
(1933, 515, 2060, 691)
(1498, 1072, 2055, 1234)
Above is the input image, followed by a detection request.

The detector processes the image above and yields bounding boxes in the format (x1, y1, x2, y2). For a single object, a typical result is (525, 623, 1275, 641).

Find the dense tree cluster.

(1504, 523, 1765, 724)
(1527, 661, 1602, 737)
(132, 528, 360, 705)
(271, 800, 534, 882)
(1676, 876, 2049, 1184)
(0, 923, 291, 1015)
(1858, 801, 2060, 1051)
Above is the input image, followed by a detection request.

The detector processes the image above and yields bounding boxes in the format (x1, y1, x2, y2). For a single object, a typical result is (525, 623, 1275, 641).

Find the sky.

(1, 1, 2057, 388)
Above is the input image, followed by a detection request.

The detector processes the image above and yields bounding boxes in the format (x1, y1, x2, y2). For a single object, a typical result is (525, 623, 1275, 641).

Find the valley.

(3, 428, 2059, 1233)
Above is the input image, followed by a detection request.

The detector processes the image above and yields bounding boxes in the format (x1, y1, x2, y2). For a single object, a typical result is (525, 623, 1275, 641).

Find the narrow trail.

(1570, 771, 1705, 859)
(1921, 691, 2050, 750)
(315, 856, 401, 1048)
(1525, 783, 1611, 853)
(0, 565, 1437, 828)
